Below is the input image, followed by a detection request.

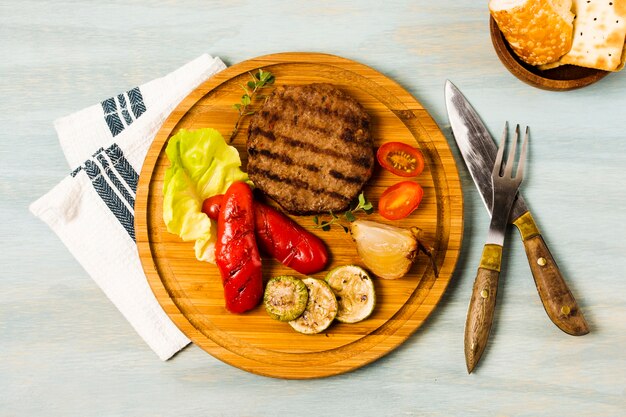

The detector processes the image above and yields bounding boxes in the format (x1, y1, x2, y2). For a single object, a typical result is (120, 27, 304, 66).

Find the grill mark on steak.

(249, 126, 372, 170)
(248, 166, 352, 205)
(248, 146, 321, 173)
(283, 111, 367, 145)
(329, 169, 364, 185)
(304, 163, 320, 173)
(275, 95, 370, 137)
(249, 167, 310, 191)
(247, 83, 373, 214)
(249, 126, 276, 141)
(249, 146, 368, 186)
(248, 147, 293, 166)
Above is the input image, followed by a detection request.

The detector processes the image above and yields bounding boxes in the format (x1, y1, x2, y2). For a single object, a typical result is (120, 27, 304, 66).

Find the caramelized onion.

(350, 220, 437, 280)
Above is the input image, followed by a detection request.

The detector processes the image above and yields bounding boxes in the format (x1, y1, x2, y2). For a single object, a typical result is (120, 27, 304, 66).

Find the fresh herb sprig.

(313, 192, 374, 232)
(229, 69, 275, 142)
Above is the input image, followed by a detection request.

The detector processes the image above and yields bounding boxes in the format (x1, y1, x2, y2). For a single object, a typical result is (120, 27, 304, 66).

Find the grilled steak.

(247, 83, 373, 214)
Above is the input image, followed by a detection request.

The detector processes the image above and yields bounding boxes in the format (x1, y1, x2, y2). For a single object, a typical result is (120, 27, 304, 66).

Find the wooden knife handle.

(464, 244, 501, 373)
(513, 212, 589, 336)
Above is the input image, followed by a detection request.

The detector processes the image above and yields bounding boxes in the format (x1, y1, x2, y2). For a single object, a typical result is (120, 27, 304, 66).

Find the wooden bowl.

(489, 17, 609, 91)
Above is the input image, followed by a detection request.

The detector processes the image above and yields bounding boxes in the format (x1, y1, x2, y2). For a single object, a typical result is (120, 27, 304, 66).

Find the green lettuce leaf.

(162, 128, 249, 263)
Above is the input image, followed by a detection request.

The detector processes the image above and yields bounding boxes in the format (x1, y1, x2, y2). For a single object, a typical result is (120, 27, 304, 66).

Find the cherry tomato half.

(376, 142, 425, 177)
(378, 181, 424, 220)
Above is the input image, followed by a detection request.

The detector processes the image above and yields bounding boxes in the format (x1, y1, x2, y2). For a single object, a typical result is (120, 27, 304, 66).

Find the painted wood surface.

(1, 0, 625, 415)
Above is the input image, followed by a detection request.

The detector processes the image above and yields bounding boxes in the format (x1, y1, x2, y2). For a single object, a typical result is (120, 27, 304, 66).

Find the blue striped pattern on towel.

(101, 87, 146, 137)
(74, 143, 139, 241)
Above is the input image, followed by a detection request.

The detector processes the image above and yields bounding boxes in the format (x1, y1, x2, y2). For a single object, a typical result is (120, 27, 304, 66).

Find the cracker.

(557, 0, 626, 71)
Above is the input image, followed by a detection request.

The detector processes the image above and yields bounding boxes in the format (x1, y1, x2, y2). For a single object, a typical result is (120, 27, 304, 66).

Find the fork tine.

(515, 126, 529, 181)
(504, 124, 520, 178)
(493, 121, 508, 177)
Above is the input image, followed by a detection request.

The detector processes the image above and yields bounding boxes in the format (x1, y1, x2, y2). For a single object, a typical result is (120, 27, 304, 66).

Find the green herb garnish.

(313, 192, 374, 232)
(229, 68, 275, 142)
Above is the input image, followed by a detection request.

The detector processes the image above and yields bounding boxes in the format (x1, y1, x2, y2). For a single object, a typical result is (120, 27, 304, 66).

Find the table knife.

(444, 80, 589, 336)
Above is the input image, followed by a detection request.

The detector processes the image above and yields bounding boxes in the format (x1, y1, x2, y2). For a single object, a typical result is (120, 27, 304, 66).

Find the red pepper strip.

(204, 195, 329, 275)
(215, 182, 263, 314)
(254, 203, 329, 275)
(202, 194, 224, 220)
(202, 194, 223, 220)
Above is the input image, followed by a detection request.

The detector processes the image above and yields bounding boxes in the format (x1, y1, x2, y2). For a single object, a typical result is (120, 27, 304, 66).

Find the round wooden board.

(135, 52, 463, 379)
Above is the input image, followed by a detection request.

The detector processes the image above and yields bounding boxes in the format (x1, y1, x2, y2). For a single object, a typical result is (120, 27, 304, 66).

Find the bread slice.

(490, 0, 575, 66)
(554, 0, 626, 71)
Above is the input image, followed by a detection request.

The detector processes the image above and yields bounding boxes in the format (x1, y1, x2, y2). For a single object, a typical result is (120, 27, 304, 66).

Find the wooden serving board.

(135, 52, 463, 379)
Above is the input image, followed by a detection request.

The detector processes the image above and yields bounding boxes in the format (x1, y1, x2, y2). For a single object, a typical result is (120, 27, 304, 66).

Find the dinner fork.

(464, 122, 528, 373)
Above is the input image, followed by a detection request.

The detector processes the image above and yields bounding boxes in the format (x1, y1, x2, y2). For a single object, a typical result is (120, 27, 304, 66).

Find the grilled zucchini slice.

(325, 265, 375, 323)
(289, 278, 338, 334)
(264, 276, 308, 322)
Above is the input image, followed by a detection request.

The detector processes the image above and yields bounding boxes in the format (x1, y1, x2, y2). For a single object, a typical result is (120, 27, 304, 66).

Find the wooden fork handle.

(464, 244, 501, 373)
(513, 211, 589, 336)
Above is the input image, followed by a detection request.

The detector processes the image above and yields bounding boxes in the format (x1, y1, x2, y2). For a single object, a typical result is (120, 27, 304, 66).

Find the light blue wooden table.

(2, 1, 625, 416)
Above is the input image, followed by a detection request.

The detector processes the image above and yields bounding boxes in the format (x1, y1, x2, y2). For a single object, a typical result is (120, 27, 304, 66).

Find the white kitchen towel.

(29, 54, 227, 360)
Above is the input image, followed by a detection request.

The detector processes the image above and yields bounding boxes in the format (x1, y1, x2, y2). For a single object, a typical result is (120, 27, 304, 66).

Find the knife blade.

(445, 80, 589, 337)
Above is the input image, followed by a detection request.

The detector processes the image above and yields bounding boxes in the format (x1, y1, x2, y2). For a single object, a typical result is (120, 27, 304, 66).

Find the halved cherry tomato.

(378, 181, 424, 220)
(377, 142, 425, 177)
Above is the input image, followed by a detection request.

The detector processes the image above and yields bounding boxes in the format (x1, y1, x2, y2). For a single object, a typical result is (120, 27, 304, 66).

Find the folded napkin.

(30, 54, 227, 360)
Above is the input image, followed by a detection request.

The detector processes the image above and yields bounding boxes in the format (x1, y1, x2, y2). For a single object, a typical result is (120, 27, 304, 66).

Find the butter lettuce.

(162, 128, 249, 263)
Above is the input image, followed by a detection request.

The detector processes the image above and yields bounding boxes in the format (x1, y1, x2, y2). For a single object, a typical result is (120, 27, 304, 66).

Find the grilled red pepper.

(202, 194, 224, 220)
(215, 182, 263, 313)
(254, 203, 329, 274)
(202, 194, 223, 220)
(204, 195, 329, 275)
